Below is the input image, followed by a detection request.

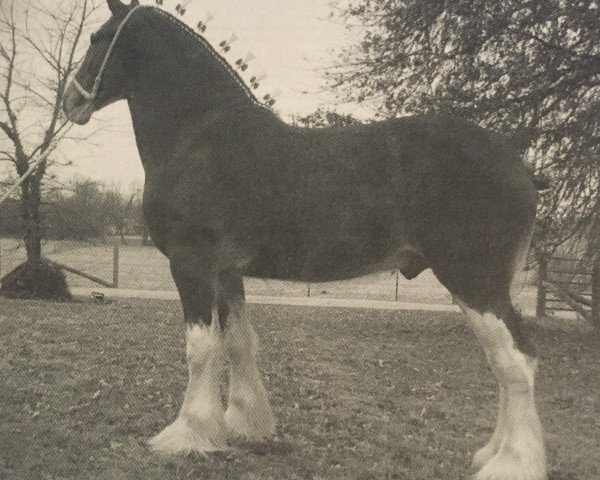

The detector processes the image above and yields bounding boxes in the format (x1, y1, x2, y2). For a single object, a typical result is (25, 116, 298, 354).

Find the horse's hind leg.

(471, 385, 507, 470)
(219, 270, 275, 441)
(149, 242, 227, 454)
(456, 298, 546, 480)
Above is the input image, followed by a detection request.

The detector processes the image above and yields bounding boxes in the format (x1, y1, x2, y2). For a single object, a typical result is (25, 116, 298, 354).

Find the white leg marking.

(149, 315, 227, 454)
(510, 230, 534, 302)
(472, 386, 506, 470)
(459, 303, 547, 480)
(223, 305, 275, 441)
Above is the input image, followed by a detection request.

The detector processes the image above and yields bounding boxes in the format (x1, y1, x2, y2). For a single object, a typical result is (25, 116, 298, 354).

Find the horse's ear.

(107, 0, 127, 16)
(131, 0, 140, 6)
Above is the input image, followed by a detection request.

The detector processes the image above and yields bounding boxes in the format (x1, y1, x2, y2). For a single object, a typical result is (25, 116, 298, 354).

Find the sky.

(66, 0, 367, 189)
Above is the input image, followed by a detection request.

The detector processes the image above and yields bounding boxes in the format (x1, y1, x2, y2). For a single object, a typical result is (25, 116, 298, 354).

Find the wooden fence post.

(536, 253, 547, 317)
(592, 260, 600, 328)
(113, 243, 120, 288)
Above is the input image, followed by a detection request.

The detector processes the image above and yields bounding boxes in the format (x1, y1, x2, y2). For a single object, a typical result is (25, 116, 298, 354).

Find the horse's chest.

(141, 177, 228, 252)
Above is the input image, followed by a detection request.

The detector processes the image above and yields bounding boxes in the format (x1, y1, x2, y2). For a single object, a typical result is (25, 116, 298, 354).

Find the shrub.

(0, 259, 72, 301)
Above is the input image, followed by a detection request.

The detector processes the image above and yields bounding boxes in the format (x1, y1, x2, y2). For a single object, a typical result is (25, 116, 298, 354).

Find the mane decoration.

(154, 0, 280, 108)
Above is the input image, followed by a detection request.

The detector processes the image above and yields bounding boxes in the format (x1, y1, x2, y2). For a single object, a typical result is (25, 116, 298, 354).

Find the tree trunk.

(141, 226, 151, 246)
(20, 176, 43, 262)
(119, 225, 127, 245)
(592, 261, 600, 329)
(536, 252, 547, 317)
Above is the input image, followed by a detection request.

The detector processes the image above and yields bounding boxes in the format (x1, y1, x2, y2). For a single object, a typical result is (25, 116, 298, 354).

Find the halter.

(72, 5, 144, 101)
(71, 4, 276, 109)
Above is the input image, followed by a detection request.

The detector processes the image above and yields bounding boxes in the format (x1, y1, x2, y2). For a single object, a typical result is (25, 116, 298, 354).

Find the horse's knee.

(186, 322, 223, 366)
(223, 313, 259, 362)
(217, 269, 245, 328)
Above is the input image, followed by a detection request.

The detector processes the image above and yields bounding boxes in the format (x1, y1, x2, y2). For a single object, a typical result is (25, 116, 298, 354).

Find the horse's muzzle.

(63, 81, 94, 125)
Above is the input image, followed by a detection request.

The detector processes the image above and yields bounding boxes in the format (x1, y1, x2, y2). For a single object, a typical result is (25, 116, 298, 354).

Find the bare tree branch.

(0, 0, 106, 262)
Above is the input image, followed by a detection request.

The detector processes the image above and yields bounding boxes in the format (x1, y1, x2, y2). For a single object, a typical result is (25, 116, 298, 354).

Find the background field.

(1, 298, 598, 479)
(0, 238, 538, 309)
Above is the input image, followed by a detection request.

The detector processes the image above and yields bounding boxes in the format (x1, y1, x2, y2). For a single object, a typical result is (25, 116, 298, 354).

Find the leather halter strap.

(72, 5, 144, 101)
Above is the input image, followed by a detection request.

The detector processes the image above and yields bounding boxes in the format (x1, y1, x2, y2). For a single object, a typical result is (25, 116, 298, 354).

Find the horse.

(63, 1, 547, 479)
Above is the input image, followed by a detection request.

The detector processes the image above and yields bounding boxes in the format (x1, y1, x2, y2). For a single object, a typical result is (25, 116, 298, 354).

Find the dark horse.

(63, 2, 546, 479)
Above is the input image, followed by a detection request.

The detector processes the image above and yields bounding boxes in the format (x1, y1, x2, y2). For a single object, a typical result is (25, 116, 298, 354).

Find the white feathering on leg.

(149, 314, 228, 454)
(224, 306, 275, 441)
(458, 303, 547, 480)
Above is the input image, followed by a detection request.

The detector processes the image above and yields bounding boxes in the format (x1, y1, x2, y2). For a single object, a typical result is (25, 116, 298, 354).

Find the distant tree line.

(0, 179, 146, 242)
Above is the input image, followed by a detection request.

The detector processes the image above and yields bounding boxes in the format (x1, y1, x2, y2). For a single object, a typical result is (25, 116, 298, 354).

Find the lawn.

(0, 298, 598, 479)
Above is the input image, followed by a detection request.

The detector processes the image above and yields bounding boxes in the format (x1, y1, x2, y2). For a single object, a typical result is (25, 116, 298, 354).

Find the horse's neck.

(127, 50, 254, 168)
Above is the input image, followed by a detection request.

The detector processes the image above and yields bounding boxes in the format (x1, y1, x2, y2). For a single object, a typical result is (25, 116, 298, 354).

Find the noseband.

(72, 5, 144, 101)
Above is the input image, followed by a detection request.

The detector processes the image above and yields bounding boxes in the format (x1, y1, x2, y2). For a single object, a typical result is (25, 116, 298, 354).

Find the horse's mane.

(148, 6, 268, 110)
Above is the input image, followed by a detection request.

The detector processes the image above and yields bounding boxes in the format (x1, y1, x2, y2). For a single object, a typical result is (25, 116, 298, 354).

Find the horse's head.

(63, 0, 140, 125)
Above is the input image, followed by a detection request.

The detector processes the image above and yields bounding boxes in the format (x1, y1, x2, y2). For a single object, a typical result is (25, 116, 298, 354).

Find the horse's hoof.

(225, 402, 275, 441)
(472, 439, 501, 471)
(149, 415, 228, 455)
(473, 443, 547, 480)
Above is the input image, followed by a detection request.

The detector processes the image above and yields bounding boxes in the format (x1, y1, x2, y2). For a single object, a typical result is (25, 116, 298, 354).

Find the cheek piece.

(72, 5, 143, 101)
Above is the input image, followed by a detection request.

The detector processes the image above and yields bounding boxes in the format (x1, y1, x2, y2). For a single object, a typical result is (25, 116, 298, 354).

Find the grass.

(1, 297, 599, 479)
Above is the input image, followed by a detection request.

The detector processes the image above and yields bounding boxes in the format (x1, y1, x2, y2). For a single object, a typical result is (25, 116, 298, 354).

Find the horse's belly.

(241, 234, 423, 282)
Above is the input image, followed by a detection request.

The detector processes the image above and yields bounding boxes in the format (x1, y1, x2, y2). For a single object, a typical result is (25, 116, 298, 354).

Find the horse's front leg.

(149, 238, 227, 454)
(218, 270, 275, 441)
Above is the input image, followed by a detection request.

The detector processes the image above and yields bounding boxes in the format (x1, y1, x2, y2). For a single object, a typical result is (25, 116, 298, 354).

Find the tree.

(36, 179, 144, 242)
(0, 0, 103, 300)
(293, 108, 360, 128)
(331, 0, 600, 258)
(0, 0, 101, 294)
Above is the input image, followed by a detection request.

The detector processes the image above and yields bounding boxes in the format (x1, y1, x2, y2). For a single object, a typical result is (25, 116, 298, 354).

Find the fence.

(45, 244, 120, 288)
(0, 238, 120, 289)
(14, 237, 594, 316)
(537, 254, 600, 327)
(0, 236, 455, 304)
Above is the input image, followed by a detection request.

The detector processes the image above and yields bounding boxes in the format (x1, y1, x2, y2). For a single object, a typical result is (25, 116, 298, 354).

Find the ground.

(0, 298, 598, 480)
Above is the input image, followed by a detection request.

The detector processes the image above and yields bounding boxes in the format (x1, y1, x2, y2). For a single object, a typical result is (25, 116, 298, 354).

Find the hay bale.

(0, 259, 72, 301)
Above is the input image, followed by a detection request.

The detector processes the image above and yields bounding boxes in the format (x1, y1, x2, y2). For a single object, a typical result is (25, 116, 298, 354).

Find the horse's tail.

(504, 129, 550, 191)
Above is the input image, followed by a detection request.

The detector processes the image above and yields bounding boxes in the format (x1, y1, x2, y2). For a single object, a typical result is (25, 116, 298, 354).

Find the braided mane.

(151, 6, 270, 111)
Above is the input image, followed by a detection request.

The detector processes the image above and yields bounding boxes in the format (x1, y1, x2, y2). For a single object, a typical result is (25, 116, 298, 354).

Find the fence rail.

(1, 237, 458, 304)
(0, 239, 120, 289)
(537, 254, 600, 328)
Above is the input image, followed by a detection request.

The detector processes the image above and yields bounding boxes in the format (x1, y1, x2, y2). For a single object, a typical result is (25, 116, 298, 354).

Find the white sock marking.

(149, 314, 227, 454)
(223, 306, 275, 440)
(458, 302, 547, 480)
